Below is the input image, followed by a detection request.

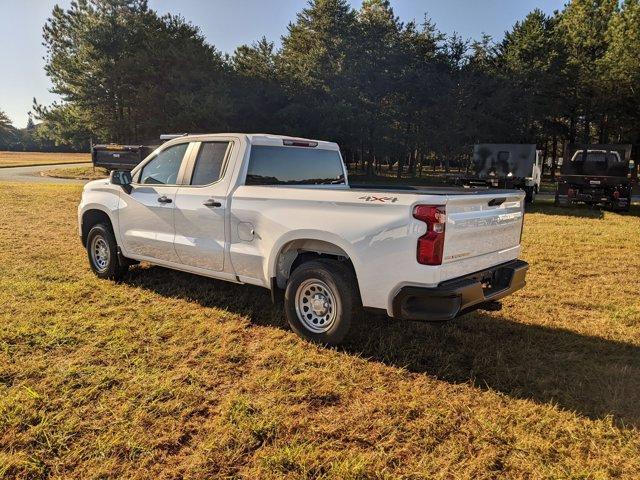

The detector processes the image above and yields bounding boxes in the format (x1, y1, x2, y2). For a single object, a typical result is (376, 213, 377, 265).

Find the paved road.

(0, 163, 94, 185)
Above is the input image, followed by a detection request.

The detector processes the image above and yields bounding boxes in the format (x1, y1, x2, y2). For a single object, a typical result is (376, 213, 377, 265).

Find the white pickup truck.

(79, 134, 528, 344)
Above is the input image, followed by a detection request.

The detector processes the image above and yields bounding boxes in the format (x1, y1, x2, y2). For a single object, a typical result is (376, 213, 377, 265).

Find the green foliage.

(603, 0, 640, 141)
(31, 0, 640, 172)
(0, 109, 17, 147)
(38, 0, 230, 145)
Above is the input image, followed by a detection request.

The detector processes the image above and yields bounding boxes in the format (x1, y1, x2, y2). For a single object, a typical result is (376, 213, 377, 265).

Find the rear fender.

(267, 230, 361, 291)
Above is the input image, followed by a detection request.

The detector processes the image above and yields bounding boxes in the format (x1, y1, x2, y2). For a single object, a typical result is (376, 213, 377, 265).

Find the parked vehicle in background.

(92, 143, 158, 171)
(79, 133, 528, 345)
(459, 144, 542, 203)
(555, 144, 634, 211)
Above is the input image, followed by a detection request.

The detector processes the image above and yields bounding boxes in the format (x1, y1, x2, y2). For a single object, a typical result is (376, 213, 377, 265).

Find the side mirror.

(110, 170, 133, 194)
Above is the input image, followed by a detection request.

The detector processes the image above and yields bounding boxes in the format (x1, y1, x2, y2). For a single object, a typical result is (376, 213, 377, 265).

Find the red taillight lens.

(613, 190, 620, 199)
(413, 205, 446, 265)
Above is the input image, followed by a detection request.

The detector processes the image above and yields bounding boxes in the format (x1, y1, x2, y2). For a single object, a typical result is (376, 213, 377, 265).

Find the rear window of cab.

(245, 146, 345, 186)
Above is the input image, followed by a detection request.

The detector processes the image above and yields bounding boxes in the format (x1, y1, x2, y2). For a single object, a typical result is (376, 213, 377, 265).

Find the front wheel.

(86, 223, 129, 280)
(284, 259, 359, 345)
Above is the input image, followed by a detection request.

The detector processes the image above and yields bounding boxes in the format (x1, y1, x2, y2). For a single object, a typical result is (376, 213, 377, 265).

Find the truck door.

(119, 142, 191, 263)
(173, 141, 232, 271)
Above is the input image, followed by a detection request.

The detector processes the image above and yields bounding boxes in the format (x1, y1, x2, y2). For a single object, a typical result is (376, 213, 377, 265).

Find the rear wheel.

(86, 223, 129, 280)
(614, 196, 631, 212)
(284, 259, 359, 345)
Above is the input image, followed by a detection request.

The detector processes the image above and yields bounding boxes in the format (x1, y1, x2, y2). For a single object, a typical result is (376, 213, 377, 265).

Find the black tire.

(284, 259, 360, 345)
(622, 196, 631, 212)
(614, 200, 631, 213)
(86, 223, 129, 280)
(524, 186, 535, 204)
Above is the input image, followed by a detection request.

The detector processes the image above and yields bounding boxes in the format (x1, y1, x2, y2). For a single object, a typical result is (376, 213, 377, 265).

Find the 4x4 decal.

(358, 195, 398, 203)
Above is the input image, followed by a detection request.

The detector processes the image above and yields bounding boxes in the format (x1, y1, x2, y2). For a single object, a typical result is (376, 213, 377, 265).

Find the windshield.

(563, 149, 628, 176)
(570, 151, 620, 164)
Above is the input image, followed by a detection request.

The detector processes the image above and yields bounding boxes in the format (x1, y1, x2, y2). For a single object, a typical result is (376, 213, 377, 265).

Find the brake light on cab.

(282, 139, 318, 147)
(413, 205, 446, 265)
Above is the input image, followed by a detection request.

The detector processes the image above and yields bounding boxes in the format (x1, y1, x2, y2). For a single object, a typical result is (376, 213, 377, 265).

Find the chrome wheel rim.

(91, 235, 110, 272)
(295, 279, 337, 333)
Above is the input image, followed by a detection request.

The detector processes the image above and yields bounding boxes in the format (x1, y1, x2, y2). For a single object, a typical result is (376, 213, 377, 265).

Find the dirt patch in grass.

(1, 184, 639, 478)
(41, 166, 109, 181)
(0, 151, 90, 168)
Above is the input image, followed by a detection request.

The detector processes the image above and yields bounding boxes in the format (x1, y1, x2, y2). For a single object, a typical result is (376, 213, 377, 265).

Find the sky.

(0, 0, 565, 128)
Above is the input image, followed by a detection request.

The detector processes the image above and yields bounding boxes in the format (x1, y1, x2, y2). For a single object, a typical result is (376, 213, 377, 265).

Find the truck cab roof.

(161, 133, 340, 151)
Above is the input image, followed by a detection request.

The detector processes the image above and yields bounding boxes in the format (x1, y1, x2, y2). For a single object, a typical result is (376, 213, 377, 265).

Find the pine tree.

(278, 0, 359, 143)
(557, 0, 618, 144)
(231, 38, 287, 133)
(39, 0, 229, 144)
(602, 0, 640, 143)
(0, 109, 17, 147)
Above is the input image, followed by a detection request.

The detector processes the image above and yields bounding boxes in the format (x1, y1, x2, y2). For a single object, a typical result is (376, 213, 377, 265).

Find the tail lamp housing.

(413, 205, 446, 265)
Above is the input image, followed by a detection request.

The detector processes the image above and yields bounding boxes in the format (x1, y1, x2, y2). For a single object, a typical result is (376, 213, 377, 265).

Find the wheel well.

(81, 209, 113, 247)
(274, 239, 357, 290)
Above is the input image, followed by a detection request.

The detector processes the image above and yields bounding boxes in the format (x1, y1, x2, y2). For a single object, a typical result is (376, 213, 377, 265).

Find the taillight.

(567, 188, 575, 197)
(613, 190, 620, 199)
(413, 205, 446, 265)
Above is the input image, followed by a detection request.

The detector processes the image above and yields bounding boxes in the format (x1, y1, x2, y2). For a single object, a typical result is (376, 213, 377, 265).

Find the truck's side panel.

(228, 185, 524, 314)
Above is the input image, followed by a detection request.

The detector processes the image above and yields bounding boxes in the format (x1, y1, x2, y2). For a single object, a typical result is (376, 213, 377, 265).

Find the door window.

(139, 143, 189, 185)
(190, 142, 230, 186)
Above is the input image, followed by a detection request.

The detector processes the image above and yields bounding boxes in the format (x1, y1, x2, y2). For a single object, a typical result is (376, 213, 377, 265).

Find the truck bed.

(349, 183, 517, 196)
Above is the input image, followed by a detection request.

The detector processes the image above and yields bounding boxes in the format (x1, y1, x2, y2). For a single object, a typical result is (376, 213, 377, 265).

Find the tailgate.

(442, 192, 524, 263)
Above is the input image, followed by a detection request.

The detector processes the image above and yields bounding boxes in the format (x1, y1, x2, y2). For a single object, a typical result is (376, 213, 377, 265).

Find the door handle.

(157, 195, 172, 204)
(203, 198, 222, 207)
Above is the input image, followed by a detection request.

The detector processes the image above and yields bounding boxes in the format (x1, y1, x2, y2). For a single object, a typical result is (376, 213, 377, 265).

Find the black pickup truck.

(555, 144, 634, 211)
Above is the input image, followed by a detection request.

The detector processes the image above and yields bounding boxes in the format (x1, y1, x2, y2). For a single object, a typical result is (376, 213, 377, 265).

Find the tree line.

(3, 0, 640, 177)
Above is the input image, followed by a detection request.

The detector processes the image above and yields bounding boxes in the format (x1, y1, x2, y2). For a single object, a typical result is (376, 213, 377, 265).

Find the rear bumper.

(392, 259, 528, 321)
(556, 180, 632, 206)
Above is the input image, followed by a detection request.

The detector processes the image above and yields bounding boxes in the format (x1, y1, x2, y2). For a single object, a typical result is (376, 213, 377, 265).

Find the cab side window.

(139, 143, 189, 185)
(190, 142, 230, 186)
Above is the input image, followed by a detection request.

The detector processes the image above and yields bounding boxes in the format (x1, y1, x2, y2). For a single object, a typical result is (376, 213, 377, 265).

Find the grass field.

(1, 183, 639, 479)
(0, 152, 89, 168)
(41, 166, 109, 181)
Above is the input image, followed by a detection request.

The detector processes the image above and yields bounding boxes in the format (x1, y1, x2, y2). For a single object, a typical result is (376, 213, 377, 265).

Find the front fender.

(78, 186, 121, 246)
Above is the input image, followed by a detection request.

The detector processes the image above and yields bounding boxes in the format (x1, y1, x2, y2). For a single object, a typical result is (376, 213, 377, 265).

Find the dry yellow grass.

(41, 166, 109, 181)
(0, 151, 89, 168)
(0, 183, 639, 479)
